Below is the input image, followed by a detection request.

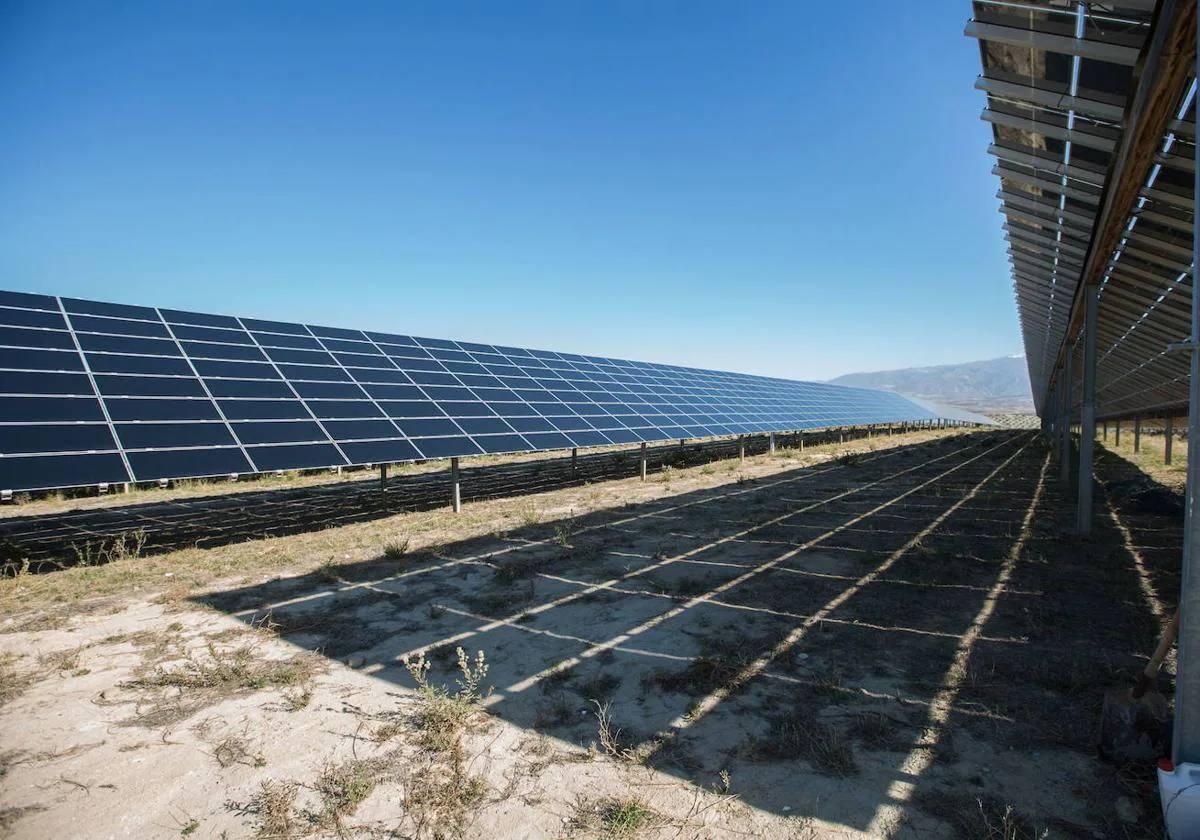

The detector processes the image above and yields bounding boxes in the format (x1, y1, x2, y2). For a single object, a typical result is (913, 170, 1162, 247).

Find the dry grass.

(246, 779, 300, 839)
(121, 639, 321, 727)
(0, 653, 31, 707)
(567, 795, 663, 838)
(747, 711, 858, 777)
(912, 791, 1048, 840)
(383, 537, 411, 559)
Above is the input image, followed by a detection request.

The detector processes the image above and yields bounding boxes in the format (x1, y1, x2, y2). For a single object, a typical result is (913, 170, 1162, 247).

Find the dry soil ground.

(0, 428, 1179, 839)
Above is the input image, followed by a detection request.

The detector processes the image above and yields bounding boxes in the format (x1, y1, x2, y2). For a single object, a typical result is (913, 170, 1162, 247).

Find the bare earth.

(0, 428, 1178, 839)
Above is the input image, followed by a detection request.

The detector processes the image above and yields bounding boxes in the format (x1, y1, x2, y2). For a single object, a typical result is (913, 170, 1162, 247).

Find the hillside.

(828, 355, 1034, 414)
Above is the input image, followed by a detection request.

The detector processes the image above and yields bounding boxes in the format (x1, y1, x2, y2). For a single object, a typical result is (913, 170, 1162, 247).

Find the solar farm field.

(0, 428, 1174, 839)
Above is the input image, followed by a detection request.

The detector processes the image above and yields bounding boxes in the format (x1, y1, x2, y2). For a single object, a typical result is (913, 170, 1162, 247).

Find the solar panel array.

(0, 289, 951, 492)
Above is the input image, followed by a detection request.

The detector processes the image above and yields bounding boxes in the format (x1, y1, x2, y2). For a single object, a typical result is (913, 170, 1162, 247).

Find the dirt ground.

(0, 428, 1179, 839)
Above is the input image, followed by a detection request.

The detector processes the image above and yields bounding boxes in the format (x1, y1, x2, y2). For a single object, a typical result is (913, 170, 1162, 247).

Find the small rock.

(782, 806, 792, 812)
(1114, 797, 1139, 824)
(795, 653, 809, 661)
(346, 655, 366, 669)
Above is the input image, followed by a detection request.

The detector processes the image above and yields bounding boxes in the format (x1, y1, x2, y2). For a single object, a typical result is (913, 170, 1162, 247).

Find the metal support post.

(571, 447, 578, 478)
(1166, 416, 1174, 465)
(639, 442, 647, 481)
(450, 457, 461, 513)
(1134, 416, 1142, 452)
(768, 432, 776, 454)
(1060, 353, 1072, 487)
(1078, 288, 1097, 535)
(380, 463, 388, 489)
(1103, 420, 1108, 441)
(1172, 83, 1200, 766)
(1115, 419, 1121, 446)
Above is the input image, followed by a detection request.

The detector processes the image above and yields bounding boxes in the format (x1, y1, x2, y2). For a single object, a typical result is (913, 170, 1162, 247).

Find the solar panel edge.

(0, 287, 972, 492)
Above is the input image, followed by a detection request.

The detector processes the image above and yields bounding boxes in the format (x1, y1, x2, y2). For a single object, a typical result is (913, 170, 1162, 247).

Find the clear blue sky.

(0, 0, 1016, 381)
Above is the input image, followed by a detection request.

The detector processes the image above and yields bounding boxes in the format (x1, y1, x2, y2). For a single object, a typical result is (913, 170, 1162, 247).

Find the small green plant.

(401, 647, 490, 752)
(553, 516, 578, 549)
(315, 758, 384, 824)
(569, 796, 661, 837)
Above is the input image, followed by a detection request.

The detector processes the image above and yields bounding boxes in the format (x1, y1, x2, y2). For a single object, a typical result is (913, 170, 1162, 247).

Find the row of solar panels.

(0, 289, 986, 491)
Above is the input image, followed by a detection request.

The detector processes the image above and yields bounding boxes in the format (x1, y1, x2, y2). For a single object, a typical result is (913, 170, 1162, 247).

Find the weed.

(383, 538, 411, 559)
(913, 791, 1048, 840)
(748, 712, 858, 777)
(553, 516, 578, 549)
(516, 505, 542, 528)
(568, 795, 661, 837)
(38, 645, 86, 676)
(69, 528, 148, 568)
(314, 758, 383, 824)
(132, 642, 314, 692)
(281, 684, 313, 712)
(401, 741, 487, 839)
(402, 647, 489, 752)
(592, 700, 657, 764)
(0, 654, 30, 707)
(211, 735, 267, 769)
(247, 779, 299, 839)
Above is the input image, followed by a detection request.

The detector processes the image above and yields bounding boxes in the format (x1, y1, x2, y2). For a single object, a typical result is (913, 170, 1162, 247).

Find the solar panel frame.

(0, 290, 982, 492)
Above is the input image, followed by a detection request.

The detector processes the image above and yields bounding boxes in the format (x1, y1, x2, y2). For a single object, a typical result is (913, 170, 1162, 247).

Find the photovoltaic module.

(0, 289, 974, 491)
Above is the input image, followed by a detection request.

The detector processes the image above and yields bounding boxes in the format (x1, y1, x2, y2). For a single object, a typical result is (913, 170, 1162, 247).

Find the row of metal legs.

(370, 420, 964, 514)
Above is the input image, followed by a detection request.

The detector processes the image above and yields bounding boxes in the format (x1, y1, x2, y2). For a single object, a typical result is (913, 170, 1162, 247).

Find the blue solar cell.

(247, 443, 346, 471)
(340, 439, 423, 464)
(0, 290, 57, 310)
(397, 418, 461, 437)
(116, 422, 236, 449)
(474, 434, 529, 454)
(0, 396, 104, 422)
(161, 308, 241, 329)
(322, 419, 400, 440)
(305, 400, 383, 420)
(0, 371, 92, 395)
(0, 453, 128, 490)
(0, 308, 67, 329)
(232, 420, 328, 444)
(1, 424, 116, 454)
(69, 314, 168, 337)
(105, 398, 221, 421)
(128, 448, 252, 481)
(94, 375, 206, 398)
(218, 399, 310, 420)
(413, 436, 481, 458)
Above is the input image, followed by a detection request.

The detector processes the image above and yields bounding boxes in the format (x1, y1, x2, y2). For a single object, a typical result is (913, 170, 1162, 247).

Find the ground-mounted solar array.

(0, 289, 984, 492)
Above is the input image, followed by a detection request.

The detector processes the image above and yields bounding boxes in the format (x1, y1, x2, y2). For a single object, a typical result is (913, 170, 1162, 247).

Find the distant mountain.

(828, 355, 1034, 414)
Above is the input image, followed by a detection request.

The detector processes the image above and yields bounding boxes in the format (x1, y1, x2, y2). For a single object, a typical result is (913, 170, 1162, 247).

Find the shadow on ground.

(189, 431, 1178, 836)
(1, 428, 874, 574)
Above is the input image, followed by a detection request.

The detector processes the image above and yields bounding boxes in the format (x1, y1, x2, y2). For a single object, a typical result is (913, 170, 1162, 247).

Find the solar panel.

(0, 289, 964, 492)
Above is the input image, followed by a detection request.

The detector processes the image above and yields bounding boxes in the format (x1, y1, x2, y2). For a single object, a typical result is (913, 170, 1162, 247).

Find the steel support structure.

(1174, 14, 1200, 765)
(639, 442, 647, 482)
(1166, 416, 1174, 465)
(1060, 356, 1073, 487)
(1078, 289, 1098, 535)
(450, 457, 461, 513)
(1134, 416, 1142, 452)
